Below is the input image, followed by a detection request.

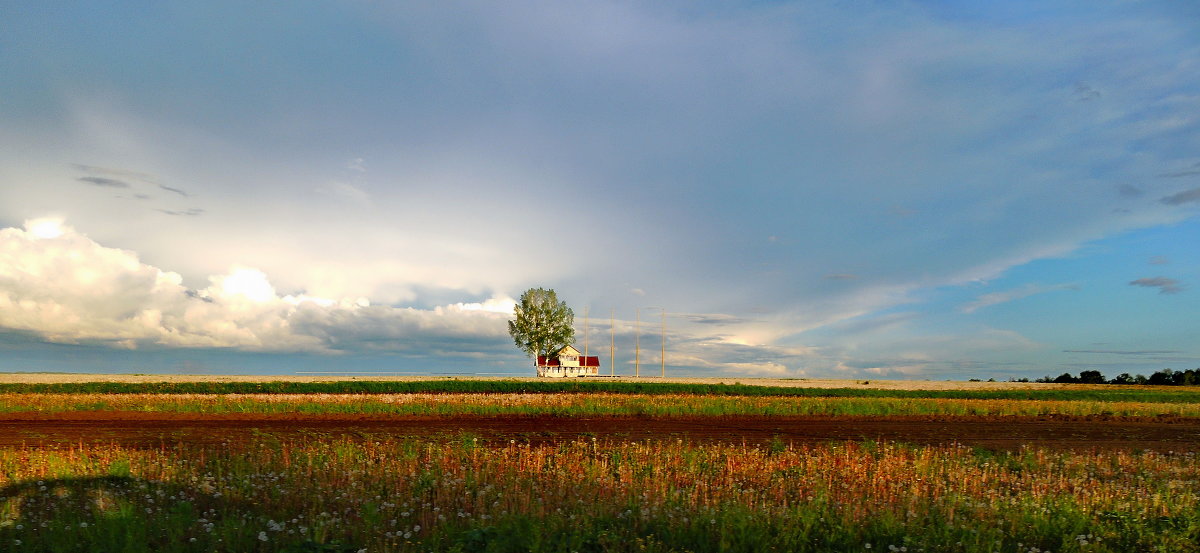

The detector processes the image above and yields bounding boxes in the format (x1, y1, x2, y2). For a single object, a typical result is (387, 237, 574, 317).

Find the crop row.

(3, 392, 1200, 418)
(3, 380, 1200, 403)
(1, 436, 1197, 552)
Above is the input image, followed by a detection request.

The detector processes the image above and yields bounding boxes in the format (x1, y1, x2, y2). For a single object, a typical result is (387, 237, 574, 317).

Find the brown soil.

(2, 413, 1198, 452)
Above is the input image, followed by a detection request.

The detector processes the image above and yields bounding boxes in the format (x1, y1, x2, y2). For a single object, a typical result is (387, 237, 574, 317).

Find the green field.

(3, 437, 1199, 552)
(3, 379, 1200, 403)
(2, 380, 1198, 552)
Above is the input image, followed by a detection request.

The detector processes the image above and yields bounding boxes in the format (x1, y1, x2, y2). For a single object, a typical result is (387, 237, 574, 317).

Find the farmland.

(1, 377, 1199, 552)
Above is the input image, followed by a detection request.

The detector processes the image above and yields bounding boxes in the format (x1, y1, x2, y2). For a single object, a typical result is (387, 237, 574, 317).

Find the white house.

(536, 345, 600, 377)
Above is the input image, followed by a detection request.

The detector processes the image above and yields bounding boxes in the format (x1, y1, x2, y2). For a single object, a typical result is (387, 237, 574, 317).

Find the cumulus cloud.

(0, 219, 514, 354)
(1129, 276, 1183, 294)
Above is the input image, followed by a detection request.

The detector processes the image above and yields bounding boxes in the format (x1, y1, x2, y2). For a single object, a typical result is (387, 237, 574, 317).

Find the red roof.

(537, 355, 600, 368)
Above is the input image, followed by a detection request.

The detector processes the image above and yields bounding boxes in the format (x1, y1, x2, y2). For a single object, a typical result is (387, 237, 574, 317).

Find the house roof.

(537, 354, 600, 368)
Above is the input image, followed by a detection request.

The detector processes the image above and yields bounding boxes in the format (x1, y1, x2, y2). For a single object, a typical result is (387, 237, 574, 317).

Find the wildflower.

(258, 531, 268, 542)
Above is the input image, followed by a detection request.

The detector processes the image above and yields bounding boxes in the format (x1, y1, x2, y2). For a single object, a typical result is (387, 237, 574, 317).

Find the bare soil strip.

(2, 414, 1197, 451)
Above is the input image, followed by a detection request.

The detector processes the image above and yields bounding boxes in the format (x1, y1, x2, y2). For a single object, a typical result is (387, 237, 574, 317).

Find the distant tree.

(1176, 369, 1198, 386)
(507, 287, 575, 363)
(1052, 372, 1077, 384)
(1110, 373, 1135, 385)
(1134, 374, 1148, 385)
(1148, 369, 1175, 386)
(1077, 370, 1106, 384)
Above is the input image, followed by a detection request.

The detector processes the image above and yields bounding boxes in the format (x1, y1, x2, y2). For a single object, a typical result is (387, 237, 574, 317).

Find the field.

(1, 376, 1199, 552)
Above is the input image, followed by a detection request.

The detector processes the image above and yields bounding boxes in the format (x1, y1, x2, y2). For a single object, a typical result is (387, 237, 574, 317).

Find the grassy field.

(2, 378, 1197, 551)
(2, 379, 1199, 403)
(4, 392, 1200, 418)
(2, 436, 1198, 552)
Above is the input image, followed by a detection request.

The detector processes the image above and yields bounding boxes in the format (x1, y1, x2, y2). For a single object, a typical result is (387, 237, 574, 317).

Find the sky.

(1, 1, 1198, 379)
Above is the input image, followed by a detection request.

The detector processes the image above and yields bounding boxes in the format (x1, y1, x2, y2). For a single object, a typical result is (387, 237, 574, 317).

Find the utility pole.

(583, 306, 589, 357)
(634, 308, 640, 378)
(609, 309, 615, 376)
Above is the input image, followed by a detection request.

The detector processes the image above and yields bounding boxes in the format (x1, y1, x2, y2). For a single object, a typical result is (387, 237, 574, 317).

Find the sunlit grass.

(3, 392, 1200, 418)
(2, 437, 1198, 552)
(3, 380, 1199, 404)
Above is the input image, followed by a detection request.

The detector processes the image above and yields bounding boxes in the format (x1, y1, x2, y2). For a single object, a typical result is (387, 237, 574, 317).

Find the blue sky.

(1, 1, 1197, 379)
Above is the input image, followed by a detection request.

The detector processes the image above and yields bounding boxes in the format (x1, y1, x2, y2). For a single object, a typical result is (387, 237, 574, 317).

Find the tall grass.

(2, 380, 1199, 403)
(3, 392, 1200, 417)
(2, 436, 1198, 552)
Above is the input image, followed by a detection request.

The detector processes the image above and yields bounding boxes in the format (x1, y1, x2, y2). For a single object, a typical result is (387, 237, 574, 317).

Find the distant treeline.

(1029, 368, 1200, 386)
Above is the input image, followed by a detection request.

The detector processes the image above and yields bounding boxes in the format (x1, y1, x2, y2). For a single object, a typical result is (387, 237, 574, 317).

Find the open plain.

(3, 375, 1199, 552)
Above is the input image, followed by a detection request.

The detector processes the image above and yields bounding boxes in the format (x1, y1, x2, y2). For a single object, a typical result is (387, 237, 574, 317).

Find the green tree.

(508, 287, 575, 363)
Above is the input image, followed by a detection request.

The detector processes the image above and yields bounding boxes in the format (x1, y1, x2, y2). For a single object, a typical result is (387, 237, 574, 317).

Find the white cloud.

(960, 283, 1079, 314)
(0, 219, 513, 354)
(317, 181, 370, 204)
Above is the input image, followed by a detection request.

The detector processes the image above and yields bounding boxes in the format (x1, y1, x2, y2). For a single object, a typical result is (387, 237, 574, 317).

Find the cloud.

(1129, 276, 1183, 294)
(1117, 184, 1143, 198)
(960, 283, 1079, 314)
(680, 313, 747, 326)
(158, 184, 191, 198)
(1062, 349, 1180, 355)
(347, 158, 366, 173)
(72, 164, 159, 183)
(824, 274, 858, 281)
(1071, 82, 1101, 102)
(1160, 188, 1200, 205)
(157, 208, 204, 217)
(77, 176, 129, 188)
(1158, 162, 1200, 178)
(1148, 255, 1169, 265)
(317, 182, 370, 204)
(0, 219, 514, 355)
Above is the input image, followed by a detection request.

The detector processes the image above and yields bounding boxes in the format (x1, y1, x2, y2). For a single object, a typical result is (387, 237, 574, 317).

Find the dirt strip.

(1, 414, 1198, 451)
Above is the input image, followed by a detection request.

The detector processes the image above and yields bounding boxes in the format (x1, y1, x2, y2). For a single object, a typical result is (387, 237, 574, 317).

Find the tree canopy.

(508, 287, 575, 362)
